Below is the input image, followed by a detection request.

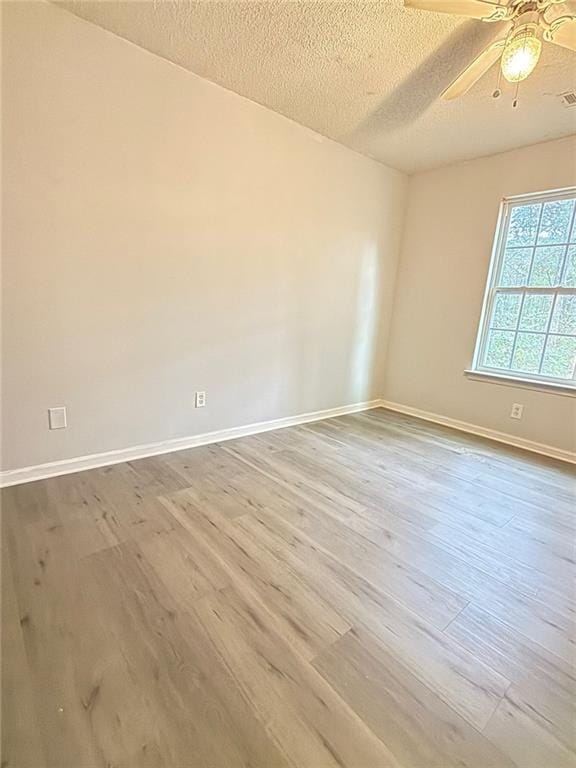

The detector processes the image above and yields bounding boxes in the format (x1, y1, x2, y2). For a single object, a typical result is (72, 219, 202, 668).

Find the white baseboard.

(379, 399, 576, 465)
(2, 396, 573, 487)
(0, 399, 382, 488)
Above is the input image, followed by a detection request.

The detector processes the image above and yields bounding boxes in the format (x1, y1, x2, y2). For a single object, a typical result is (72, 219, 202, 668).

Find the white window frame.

(470, 187, 576, 392)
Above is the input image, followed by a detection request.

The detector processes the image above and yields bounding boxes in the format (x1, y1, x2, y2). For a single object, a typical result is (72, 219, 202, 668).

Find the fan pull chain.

(493, 62, 502, 99)
(512, 79, 520, 108)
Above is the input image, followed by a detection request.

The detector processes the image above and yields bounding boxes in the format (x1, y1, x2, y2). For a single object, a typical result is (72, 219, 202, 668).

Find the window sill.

(464, 369, 576, 397)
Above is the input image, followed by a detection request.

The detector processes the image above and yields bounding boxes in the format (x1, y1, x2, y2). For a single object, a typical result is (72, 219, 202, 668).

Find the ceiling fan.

(405, 0, 576, 100)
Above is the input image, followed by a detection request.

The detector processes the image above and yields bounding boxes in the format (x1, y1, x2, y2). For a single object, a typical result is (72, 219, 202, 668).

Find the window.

(471, 188, 576, 390)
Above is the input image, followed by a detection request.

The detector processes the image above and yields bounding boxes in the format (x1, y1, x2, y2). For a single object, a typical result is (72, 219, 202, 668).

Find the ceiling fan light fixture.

(501, 25, 542, 83)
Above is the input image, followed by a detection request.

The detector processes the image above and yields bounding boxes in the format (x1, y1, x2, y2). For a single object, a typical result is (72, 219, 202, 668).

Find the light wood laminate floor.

(2, 408, 575, 768)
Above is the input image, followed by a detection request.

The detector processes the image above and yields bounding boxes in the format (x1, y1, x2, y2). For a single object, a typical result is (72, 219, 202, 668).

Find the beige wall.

(384, 136, 576, 454)
(1, 1, 407, 471)
(3, 2, 574, 474)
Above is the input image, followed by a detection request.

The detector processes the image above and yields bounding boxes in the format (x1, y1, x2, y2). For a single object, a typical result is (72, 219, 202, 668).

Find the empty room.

(2, 1, 576, 766)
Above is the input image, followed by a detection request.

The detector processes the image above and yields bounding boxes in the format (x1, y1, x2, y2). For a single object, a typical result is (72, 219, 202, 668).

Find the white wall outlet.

(510, 403, 524, 420)
(48, 406, 67, 430)
(195, 391, 206, 408)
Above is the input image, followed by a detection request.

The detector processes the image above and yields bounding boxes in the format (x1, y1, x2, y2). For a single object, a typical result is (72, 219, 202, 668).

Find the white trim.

(503, 187, 576, 205)
(3, 396, 574, 488)
(0, 399, 382, 488)
(471, 196, 507, 371)
(379, 399, 576, 465)
(464, 368, 576, 396)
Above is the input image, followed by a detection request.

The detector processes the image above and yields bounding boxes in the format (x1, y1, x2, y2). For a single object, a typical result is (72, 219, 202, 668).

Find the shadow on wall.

(281, 237, 385, 412)
(350, 242, 380, 402)
(347, 19, 500, 143)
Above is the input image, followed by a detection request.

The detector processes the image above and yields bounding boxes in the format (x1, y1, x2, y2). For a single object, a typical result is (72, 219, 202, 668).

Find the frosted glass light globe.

(501, 30, 542, 83)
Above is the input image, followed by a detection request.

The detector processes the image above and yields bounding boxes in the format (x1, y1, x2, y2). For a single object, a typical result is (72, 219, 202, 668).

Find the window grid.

(473, 188, 576, 388)
(537, 293, 557, 375)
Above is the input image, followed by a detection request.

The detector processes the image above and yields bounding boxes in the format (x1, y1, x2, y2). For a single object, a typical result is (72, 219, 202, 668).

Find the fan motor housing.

(513, 9, 542, 27)
(513, 1, 539, 12)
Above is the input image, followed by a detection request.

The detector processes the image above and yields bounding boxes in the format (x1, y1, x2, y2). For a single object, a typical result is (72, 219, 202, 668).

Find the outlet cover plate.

(48, 406, 67, 430)
(510, 403, 524, 420)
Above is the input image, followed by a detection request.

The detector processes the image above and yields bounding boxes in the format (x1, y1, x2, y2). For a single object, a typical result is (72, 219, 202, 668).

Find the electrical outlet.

(195, 391, 206, 408)
(510, 403, 524, 420)
(48, 406, 67, 430)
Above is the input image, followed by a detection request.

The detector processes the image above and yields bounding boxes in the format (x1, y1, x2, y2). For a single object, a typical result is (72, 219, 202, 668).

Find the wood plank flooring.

(2, 408, 575, 767)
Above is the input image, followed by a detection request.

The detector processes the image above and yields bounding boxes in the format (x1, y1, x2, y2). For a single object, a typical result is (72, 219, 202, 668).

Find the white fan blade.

(442, 37, 507, 99)
(548, 17, 576, 51)
(404, 0, 509, 21)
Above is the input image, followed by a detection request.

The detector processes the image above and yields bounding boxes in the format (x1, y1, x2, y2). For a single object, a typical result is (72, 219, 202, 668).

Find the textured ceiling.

(57, 0, 576, 173)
